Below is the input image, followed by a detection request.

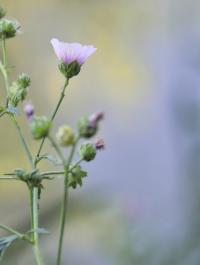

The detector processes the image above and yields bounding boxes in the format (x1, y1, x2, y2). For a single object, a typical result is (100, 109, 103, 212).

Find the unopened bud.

(56, 125, 75, 146)
(23, 101, 34, 120)
(30, 116, 51, 139)
(89, 111, 104, 127)
(17, 73, 31, 89)
(95, 137, 105, 150)
(0, 19, 20, 39)
(77, 116, 97, 138)
(79, 143, 96, 162)
(8, 73, 31, 107)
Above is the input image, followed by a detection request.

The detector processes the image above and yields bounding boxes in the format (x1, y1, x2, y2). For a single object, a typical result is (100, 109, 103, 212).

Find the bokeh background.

(1, 0, 200, 264)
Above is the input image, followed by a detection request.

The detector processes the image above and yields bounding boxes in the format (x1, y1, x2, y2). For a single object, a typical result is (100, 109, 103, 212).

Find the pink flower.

(89, 111, 104, 127)
(94, 137, 105, 151)
(51, 38, 97, 65)
(23, 101, 34, 120)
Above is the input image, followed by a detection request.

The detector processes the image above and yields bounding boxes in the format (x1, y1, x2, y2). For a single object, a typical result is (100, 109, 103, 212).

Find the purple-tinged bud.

(95, 137, 105, 151)
(89, 111, 104, 127)
(23, 101, 34, 120)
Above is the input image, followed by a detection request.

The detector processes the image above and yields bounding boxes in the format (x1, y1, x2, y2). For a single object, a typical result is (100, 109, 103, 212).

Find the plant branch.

(35, 78, 69, 165)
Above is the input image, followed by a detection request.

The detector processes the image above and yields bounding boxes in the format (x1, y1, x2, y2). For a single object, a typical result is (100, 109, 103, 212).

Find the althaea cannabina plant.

(0, 6, 105, 265)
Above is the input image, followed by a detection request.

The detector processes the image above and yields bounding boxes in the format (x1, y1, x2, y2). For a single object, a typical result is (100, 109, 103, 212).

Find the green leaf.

(0, 235, 18, 260)
(37, 154, 62, 166)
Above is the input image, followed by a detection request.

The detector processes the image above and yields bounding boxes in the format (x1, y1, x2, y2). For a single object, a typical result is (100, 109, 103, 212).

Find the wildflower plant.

(0, 6, 105, 265)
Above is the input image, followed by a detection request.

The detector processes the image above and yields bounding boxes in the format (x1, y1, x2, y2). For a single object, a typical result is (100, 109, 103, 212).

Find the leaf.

(0, 235, 18, 260)
(27, 228, 49, 235)
(37, 154, 62, 166)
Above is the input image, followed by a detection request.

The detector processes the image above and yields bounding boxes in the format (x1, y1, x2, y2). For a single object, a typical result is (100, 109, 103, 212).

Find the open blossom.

(51, 38, 97, 65)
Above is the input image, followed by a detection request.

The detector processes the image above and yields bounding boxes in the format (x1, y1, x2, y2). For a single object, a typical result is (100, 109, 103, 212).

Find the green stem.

(11, 114, 34, 167)
(29, 187, 34, 241)
(0, 110, 7, 118)
(2, 39, 9, 105)
(35, 78, 69, 165)
(0, 224, 32, 243)
(0, 176, 19, 180)
(56, 137, 80, 265)
(0, 39, 44, 264)
(32, 187, 44, 265)
(56, 177, 68, 265)
(0, 224, 24, 238)
(48, 135, 66, 165)
(40, 171, 65, 177)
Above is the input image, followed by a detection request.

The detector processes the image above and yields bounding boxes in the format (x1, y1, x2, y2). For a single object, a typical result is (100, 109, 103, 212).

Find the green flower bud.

(77, 116, 97, 138)
(17, 73, 31, 89)
(68, 165, 87, 189)
(8, 73, 31, 107)
(30, 116, 51, 140)
(79, 143, 96, 162)
(0, 7, 6, 19)
(59, 61, 81, 79)
(0, 19, 19, 39)
(56, 125, 75, 146)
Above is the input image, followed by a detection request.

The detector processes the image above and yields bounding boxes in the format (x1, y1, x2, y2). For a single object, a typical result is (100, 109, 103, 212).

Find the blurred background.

(1, 0, 200, 264)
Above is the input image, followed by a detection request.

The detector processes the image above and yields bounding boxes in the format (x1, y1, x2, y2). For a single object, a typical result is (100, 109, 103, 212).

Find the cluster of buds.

(8, 73, 31, 107)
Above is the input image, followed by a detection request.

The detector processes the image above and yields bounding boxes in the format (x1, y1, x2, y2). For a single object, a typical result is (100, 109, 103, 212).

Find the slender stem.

(0, 110, 7, 118)
(69, 158, 83, 172)
(0, 224, 32, 243)
(11, 114, 34, 167)
(56, 137, 80, 265)
(29, 188, 34, 241)
(56, 177, 68, 265)
(32, 187, 44, 265)
(0, 40, 44, 264)
(0, 176, 19, 180)
(35, 78, 69, 164)
(2, 39, 9, 106)
(0, 224, 23, 238)
(48, 135, 66, 165)
(40, 171, 65, 177)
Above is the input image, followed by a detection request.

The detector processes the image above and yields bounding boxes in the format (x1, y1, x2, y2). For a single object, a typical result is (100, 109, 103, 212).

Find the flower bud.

(59, 61, 81, 79)
(0, 7, 6, 19)
(30, 116, 51, 139)
(0, 19, 20, 39)
(89, 112, 104, 127)
(79, 143, 96, 162)
(56, 125, 75, 146)
(17, 73, 31, 89)
(8, 73, 31, 107)
(95, 137, 105, 150)
(23, 101, 34, 120)
(77, 116, 97, 138)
